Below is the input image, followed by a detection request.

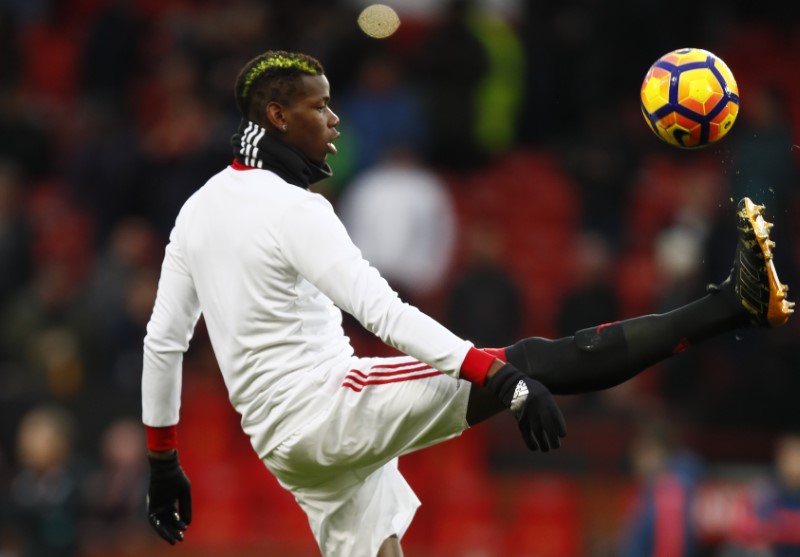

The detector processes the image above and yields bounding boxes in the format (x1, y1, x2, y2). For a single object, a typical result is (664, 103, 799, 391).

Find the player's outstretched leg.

(502, 197, 794, 395)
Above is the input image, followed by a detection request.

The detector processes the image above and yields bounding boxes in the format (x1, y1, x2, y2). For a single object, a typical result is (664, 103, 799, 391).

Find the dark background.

(0, 0, 798, 555)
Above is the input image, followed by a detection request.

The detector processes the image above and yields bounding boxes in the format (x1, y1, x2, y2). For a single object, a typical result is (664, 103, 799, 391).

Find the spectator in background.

(136, 51, 233, 239)
(85, 218, 160, 333)
(5, 405, 86, 557)
(107, 268, 160, 393)
(335, 50, 425, 184)
(0, 183, 96, 399)
(619, 417, 705, 557)
(78, 0, 142, 112)
(729, 85, 796, 221)
(746, 432, 800, 555)
(447, 221, 523, 349)
(81, 418, 151, 557)
(655, 167, 727, 311)
(558, 104, 642, 246)
(84, 218, 160, 391)
(0, 260, 94, 400)
(413, 0, 490, 170)
(461, 2, 525, 158)
(556, 231, 619, 336)
(338, 146, 457, 303)
(62, 98, 145, 243)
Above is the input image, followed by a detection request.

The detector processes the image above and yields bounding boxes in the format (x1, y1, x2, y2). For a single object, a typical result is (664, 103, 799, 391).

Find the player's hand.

(485, 363, 566, 451)
(147, 450, 192, 544)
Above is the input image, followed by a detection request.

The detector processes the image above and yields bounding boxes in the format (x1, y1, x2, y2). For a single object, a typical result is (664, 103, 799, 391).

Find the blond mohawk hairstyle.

(234, 50, 324, 122)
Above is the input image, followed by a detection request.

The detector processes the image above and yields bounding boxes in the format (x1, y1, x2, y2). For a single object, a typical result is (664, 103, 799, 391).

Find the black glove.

(147, 451, 192, 544)
(485, 363, 566, 452)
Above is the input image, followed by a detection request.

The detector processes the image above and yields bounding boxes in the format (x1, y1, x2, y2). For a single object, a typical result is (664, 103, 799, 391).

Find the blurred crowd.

(0, 0, 799, 555)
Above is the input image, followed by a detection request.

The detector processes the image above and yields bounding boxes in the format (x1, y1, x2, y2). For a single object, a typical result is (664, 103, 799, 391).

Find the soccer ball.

(640, 48, 740, 148)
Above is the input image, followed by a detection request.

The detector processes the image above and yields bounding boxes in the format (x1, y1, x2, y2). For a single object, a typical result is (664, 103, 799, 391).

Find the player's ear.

(265, 101, 285, 131)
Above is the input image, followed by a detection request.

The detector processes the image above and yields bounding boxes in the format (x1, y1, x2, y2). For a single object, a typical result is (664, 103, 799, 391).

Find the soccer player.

(141, 50, 793, 557)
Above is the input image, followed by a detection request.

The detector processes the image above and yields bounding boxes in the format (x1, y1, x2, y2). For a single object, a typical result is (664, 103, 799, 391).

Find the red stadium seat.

(500, 473, 583, 557)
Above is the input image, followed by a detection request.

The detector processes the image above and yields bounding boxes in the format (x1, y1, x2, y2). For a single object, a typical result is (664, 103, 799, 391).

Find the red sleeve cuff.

(459, 347, 498, 385)
(145, 425, 178, 451)
(482, 347, 508, 362)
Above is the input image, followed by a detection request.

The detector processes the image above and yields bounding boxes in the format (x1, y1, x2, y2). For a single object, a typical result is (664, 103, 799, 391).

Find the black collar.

(231, 119, 332, 189)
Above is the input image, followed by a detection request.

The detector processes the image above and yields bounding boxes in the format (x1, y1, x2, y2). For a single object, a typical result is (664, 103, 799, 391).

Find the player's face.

(281, 75, 340, 164)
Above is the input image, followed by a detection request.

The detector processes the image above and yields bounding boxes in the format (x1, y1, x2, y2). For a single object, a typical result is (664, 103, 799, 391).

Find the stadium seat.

(500, 473, 582, 557)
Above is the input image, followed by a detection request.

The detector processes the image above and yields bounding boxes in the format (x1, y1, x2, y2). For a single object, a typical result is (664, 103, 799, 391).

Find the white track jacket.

(141, 164, 474, 457)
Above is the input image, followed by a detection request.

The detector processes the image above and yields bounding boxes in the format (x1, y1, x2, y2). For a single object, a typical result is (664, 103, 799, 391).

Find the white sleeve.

(141, 227, 202, 427)
(279, 195, 472, 377)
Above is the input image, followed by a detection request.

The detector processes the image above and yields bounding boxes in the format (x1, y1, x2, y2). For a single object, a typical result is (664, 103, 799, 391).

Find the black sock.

(504, 287, 747, 395)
